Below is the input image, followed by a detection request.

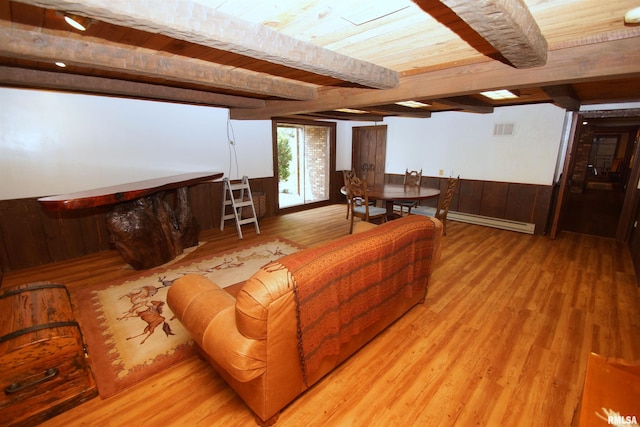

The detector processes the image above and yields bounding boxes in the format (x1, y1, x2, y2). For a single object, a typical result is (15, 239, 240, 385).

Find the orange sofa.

(167, 215, 442, 425)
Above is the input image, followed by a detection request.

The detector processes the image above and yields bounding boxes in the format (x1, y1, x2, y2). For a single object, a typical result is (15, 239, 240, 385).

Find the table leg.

(175, 187, 199, 248)
(105, 188, 200, 269)
(384, 200, 397, 220)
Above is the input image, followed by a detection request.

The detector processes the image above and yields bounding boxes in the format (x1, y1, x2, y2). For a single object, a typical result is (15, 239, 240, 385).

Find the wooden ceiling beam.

(231, 37, 640, 119)
(0, 66, 266, 108)
(419, 0, 547, 68)
(305, 112, 386, 122)
(433, 96, 494, 114)
(370, 104, 432, 118)
(581, 109, 640, 119)
(14, 0, 399, 90)
(542, 85, 581, 111)
(0, 26, 316, 101)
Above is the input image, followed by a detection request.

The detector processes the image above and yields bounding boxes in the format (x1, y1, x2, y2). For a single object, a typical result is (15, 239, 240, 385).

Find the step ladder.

(220, 176, 260, 239)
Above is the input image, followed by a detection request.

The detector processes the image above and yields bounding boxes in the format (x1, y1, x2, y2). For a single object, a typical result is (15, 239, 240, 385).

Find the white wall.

(0, 87, 272, 200)
(336, 103, 566, 185)
(1, 87, 568, 200)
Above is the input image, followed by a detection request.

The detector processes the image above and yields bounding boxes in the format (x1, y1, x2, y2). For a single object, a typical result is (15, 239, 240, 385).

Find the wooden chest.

(0, 283, 97, 426)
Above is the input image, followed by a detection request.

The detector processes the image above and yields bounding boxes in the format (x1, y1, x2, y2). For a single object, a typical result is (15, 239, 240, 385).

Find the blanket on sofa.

(278, 216, 435, 386)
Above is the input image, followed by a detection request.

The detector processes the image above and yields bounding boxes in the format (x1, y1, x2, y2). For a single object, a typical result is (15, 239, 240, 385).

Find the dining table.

(367, 183, 441, 219)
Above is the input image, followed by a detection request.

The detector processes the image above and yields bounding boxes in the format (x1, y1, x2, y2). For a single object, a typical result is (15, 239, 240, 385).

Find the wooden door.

(550, 113, 582, 239)
(352, 125, 387, 186)
(551, 113, 639, 242)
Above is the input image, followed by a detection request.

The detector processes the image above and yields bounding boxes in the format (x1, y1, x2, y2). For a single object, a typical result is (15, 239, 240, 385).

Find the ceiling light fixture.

(395, 100, 431, 108)
(64, 14, 91, 31)
(624, 7, 640, 24)
(480, 89, 519, 100)
(335, 108, 369, 114)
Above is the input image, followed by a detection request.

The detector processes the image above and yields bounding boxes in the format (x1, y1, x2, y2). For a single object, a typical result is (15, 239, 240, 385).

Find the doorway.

(352, 125, 387, 186)
(274, 120, 335, 210)
(560, 116, 640, 238)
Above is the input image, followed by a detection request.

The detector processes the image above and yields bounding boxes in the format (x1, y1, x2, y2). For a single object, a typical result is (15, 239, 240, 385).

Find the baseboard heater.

(446, 211, 535, 234)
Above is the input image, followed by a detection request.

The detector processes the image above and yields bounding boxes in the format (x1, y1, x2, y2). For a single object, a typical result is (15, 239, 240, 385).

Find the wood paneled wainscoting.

(385, 174, 553, 235)
(0, 177, 277, 273)
(1, 174, 552, 272)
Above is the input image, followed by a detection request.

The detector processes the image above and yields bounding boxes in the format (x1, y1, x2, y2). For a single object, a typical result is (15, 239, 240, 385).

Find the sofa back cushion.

(276, 215, 438, 383)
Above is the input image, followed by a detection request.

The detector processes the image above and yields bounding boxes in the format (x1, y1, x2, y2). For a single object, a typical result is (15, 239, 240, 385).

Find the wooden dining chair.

(347, 176, 387, 233)
(342, 169, 356, 219)
(413, 175, 459, 235)
(435, 175, 459, 235)
(393, 169, 422, 215)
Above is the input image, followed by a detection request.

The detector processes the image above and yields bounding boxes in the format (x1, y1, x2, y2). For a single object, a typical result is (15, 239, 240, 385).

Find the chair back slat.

(346, 175, 387, 233)
(348, 176, 369, 209)
(435, 175, 460, 235)
(403, 169, 422, 187)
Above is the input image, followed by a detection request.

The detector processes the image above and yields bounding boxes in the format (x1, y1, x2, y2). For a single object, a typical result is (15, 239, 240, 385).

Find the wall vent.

(493, 122, 515, 136)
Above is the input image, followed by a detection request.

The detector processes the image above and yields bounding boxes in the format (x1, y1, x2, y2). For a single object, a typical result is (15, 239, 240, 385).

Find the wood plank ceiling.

(0, 0, 639, 120)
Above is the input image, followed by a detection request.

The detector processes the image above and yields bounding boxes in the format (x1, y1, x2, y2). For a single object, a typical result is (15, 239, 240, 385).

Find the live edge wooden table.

(38, 172, 223, 270)
(367, 183, 441, 219)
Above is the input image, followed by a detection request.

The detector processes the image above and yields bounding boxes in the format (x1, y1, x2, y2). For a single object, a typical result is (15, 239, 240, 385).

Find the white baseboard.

(447, 211, 535, 234)
(413, 207, 535, 234)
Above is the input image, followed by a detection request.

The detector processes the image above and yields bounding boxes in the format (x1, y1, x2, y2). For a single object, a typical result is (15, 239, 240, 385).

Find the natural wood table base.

(38, 172, 222, 269)
(106, 188, 199, 270)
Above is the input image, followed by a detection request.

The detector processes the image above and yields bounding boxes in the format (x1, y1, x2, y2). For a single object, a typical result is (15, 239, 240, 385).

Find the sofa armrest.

(167, 274, 235, 339)
(167, 274, 267, 382)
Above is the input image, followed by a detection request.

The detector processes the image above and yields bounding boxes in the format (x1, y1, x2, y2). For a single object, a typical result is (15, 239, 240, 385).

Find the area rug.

(76, 238, 302, 398)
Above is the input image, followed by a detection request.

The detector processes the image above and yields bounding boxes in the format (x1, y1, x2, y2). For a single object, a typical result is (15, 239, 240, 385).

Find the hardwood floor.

(3, 205, 639, 427)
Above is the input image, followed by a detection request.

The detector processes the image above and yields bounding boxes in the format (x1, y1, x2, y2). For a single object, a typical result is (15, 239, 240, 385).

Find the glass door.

(276, 122, 331, 209)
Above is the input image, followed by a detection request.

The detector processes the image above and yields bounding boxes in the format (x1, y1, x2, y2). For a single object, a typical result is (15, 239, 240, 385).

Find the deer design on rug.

(126, 300, 175, 345)
(118, 276, 180, 344)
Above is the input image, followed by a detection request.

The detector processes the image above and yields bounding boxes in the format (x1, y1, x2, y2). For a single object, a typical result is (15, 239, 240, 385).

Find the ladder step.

(237, 218, 257, 226)
(223, 199, 253, 207)
(228, 183, 251, 190)
(232, 200, 254, 207)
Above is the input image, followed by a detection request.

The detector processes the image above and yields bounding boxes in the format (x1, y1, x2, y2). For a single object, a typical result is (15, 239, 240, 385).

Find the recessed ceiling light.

(55, 61, 67, 68)
(335, 108, 369, 114)
(395, 100, 431, 108)
(625, 7, 640, 24)
(480, 89, 519, 100)
(64, 14, 91, 31)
